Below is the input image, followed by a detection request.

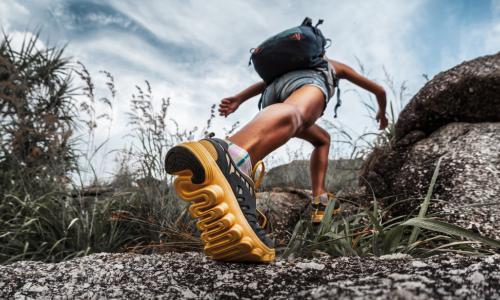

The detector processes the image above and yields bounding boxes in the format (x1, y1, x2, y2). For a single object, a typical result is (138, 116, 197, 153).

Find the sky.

(1, 0, 499, 177)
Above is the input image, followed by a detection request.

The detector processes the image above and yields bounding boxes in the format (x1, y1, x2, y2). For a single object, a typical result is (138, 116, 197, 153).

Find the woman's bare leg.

(228, 85, 325, 165)
(294, 124, 330, 196)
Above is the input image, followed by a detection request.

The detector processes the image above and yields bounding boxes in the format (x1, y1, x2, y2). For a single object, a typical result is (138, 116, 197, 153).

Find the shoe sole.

(165, 141, 275, 263)
(311, 208, 342, 224)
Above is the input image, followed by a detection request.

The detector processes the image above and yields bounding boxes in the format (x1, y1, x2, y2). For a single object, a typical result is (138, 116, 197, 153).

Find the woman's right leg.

(228, 85, 326, 165)
(164, 85, 326, 262)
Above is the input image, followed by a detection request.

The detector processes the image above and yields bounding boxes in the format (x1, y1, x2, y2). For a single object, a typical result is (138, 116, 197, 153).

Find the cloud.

(0, 1, 30, 32)
(484, 0, 500, 53)
(2, 0, 498, 174)
(493, 0, 500, 14)
(0, 0, 434, 169)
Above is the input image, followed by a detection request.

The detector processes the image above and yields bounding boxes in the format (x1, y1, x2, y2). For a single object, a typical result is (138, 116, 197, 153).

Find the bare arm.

(329, 59, 388, 130)
(234, 81, 266, 103)
(218, 81, 266, 117)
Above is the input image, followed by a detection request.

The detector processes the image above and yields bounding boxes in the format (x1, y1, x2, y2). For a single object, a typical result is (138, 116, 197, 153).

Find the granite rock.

(1, 252, 499, 299)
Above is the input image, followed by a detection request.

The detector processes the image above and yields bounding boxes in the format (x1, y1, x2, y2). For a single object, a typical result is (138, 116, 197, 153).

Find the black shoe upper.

(311, 201, 341, 211)
(204, 137, 274, 248)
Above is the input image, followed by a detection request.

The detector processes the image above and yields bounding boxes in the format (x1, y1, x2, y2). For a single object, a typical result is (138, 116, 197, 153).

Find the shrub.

(0, 32, 77, 195)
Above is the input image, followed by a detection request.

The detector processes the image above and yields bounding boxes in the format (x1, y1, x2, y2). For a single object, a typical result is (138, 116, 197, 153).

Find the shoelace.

(251, 160, 268, 229)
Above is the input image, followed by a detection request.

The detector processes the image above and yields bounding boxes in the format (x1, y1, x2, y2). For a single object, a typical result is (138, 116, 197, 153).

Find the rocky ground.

(1, 252, 499, 299)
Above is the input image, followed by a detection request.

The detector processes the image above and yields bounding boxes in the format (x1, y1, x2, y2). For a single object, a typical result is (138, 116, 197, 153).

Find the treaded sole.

(165, 141, 275, 263)
(311, 207, 342, 224)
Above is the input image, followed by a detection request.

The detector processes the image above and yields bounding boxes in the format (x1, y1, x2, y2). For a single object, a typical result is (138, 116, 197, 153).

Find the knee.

(313, 130, 331, 147)
(320, 131, 331, 146)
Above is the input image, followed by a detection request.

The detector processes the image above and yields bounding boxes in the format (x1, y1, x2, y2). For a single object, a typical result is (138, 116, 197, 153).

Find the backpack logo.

(253, 47, 262, 54)
(290, 33, 302, 41)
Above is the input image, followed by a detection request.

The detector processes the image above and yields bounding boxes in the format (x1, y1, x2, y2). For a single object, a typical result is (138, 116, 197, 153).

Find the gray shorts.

(259, 67, 336, 116)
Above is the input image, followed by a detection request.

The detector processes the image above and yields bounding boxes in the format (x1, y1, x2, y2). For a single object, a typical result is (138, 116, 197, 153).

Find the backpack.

(250, 17, 330, 84)
(250, 17, 342, 117)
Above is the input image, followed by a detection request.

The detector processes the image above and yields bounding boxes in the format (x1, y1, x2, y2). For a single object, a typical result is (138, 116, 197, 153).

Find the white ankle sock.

(314, 193, 330, 205)
(225, 140, 252, 177)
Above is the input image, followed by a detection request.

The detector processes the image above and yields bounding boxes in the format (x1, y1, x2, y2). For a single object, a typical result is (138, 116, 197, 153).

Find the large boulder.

(256, 188, 312, 246)
(261, 159, 362, 192)
(256, 159, 362, 243)
(361, 53, 500, 239)
(395, 52, 500, 141)
(377, 122, 499, 238)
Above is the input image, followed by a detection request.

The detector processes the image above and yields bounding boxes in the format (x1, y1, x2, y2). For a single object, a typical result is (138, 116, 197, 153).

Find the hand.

(218, 96, 241, 117)
(375, 110, 389, 130)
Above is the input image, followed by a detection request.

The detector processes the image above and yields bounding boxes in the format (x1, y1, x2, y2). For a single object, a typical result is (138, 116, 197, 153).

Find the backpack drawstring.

(314, 19, 324, 28)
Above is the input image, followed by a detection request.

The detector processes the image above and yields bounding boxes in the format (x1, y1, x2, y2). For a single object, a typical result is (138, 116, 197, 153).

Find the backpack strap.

(302, 17, 324, 28)
(258, 94, 263, 111)
(329, 62, 341, 118)
(333, 83, 341, 118)
(301, 17, 313, 26)
(317, 58, 342, 118)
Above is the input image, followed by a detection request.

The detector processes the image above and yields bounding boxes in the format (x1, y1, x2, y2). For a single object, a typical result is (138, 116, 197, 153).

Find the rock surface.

(365, 122, 500, 239)
(1, 252, 499, 299)
(361, 53, 500, 239)
(394, 123, 500, 239)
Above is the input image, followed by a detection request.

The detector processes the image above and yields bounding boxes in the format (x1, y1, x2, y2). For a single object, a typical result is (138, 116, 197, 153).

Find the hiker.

(165, 18, 388, 263)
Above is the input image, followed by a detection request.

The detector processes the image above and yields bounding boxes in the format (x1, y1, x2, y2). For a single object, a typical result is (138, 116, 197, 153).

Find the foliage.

(0, 32, 77, 195)
(0, 192, 131, 263)
(0, 32, 208, 264)
(282, 157, 500, 258)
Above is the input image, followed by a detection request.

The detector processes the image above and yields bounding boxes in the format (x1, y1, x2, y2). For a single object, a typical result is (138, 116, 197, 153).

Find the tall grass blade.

(382, 225, 404, 254)
(283, 220, 305, 258)
(67, 218, 79, 231)
(408, 156, 443, 245)
(403, 218, 500, 249)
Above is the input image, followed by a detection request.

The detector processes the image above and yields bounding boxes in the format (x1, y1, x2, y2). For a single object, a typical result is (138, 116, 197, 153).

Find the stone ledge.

(1, 252, 499, 299)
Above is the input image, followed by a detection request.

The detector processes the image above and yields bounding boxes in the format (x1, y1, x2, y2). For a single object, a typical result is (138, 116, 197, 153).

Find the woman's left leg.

(294, 124, 331, 197)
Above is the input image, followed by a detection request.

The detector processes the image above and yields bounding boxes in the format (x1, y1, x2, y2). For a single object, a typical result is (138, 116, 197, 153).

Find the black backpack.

(250, 17, 329, 83)
(250, 17, 342, 117)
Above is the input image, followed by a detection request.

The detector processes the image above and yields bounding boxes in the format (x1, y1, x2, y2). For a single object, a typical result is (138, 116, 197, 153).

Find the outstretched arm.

(329, 59, 388, 130)
(218, 81, 266, 117)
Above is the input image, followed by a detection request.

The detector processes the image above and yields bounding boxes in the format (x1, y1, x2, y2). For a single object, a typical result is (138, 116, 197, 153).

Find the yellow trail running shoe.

(164, 137, 275, 263)
(311, 192, 341, 224)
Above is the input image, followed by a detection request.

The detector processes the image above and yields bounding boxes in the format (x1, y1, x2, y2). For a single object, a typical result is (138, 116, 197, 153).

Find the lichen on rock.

(360, 52, 500, 239)
(1, 252, 499, 299)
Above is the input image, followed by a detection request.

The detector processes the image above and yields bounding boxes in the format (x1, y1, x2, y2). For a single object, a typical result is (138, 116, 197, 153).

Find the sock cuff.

(313, 193, 330, 205)
(225, 140, 253, 177)
(226, 140, 252, 163)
